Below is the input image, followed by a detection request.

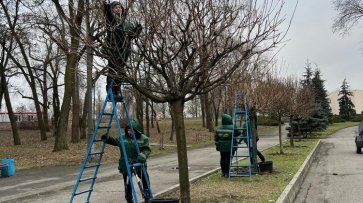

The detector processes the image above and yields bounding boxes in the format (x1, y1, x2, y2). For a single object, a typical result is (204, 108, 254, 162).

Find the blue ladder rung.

(98, 126, 110, 129)
(79, 177, 96, 182)
(93, 139, 104, 142)
(103, 112, 113, 116)
(89, 152, 103, 156)
(84, 164, 100, 169)
(74, 189, 93, 196)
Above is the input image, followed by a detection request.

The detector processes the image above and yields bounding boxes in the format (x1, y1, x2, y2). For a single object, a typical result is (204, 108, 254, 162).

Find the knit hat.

(110, 1, 124, 12)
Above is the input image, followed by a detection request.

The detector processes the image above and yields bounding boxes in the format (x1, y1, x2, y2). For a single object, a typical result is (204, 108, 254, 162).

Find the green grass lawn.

(159, 122, 358, 203)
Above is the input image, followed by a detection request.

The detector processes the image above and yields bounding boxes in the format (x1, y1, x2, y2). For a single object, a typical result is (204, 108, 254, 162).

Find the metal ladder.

(70, 81, 153, 203)
(228, 94, 258, 177)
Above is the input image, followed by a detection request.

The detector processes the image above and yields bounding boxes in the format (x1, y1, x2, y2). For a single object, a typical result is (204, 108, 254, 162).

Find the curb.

(276, 139, 322, 203)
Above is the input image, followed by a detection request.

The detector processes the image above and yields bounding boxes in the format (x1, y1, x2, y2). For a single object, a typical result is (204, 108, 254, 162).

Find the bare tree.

(100, 0, 288, 201)
(1, 0, 48, 141)
(0, 22, 21, 145)
(333, 0, 363, 34)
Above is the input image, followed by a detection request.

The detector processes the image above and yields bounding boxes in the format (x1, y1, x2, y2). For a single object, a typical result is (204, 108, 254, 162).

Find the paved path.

(0, 126, 287, 203)
(294, 126, 362, 203)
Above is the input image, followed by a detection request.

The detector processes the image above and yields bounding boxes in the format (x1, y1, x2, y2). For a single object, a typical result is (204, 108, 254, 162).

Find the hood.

(130, 119, 142, 133)
(221, 114, 232, 125)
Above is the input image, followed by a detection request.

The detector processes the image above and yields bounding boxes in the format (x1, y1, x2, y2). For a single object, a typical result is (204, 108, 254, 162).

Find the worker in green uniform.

(102, 119, 151, 203)
(215, 114, 238, 178)
(102, 1, 142, 100)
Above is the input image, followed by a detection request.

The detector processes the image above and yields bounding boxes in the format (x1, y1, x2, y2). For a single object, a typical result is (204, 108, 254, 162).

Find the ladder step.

(80, 177, 96, 182)
(93, 139, 104, 142)
(84, 163, 100, 169)
(89, 152, 103, 156)
(233, 127, 246, 130)
(103, 112, 113, 116)
(74, 189, 93, 196)
(232, 155, 250, 157)
(98, 126, 110, 129)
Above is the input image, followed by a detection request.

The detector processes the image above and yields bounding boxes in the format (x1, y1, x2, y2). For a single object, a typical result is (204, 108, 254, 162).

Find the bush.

(351, 114, 363, 122)
(332, 115, 346, 123)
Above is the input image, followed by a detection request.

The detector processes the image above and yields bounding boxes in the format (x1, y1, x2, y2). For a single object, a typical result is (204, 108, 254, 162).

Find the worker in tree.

(215, 114, 239, 178)
(102, 1, 142, 100)
(101, 119, 151, 203)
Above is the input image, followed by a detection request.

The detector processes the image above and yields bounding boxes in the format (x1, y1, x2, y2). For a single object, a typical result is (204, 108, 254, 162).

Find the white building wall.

(328, 89, 363, 115)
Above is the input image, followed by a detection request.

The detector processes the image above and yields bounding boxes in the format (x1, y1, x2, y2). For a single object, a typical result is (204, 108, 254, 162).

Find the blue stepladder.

(69, 81, 153, 203)
(228, 94, 258, 178)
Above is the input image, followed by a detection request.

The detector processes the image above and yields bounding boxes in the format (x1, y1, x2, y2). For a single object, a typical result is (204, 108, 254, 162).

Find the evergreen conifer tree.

(338, 79, 356, 120)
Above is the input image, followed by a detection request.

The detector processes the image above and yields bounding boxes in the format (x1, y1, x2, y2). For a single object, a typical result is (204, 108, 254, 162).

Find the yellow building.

(328, 89, 363, 115)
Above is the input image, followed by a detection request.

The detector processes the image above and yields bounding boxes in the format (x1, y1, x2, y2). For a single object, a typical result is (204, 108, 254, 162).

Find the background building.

(328, 89, 363, 115)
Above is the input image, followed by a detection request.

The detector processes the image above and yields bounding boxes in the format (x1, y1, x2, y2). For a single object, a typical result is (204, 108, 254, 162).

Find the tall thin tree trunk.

(170, 100, 191, 203)
(1, 75, 21, 145)
(135, 91, 144, 131)
(278, 116, 284, 154)
(54, 53, 78, 151)
(71, 69, 80, 143)
(146, 98, 150, 137)
(289, 116, 294, 147)
(200, 95, 205, 128)
(205, 93, 214, 132)
(169, 104, 175, 141)
(42, 69, 50, 132)
(249, 107, 258, 170)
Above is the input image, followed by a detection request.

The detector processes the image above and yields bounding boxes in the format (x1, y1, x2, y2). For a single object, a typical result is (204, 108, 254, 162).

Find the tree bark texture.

(170, 100, 191, 203)
(1, 73, 21, 145)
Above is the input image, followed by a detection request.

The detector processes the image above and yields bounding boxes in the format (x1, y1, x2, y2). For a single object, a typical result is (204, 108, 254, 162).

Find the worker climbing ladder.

(70, 81, 153, 203)
(228, 94, 258, 177)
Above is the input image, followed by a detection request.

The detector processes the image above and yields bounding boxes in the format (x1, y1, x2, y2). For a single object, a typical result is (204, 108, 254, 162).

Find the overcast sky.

(279, 0, 363, 93)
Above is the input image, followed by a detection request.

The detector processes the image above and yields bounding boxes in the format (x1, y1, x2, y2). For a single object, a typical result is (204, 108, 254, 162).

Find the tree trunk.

(1, 73, 21, 145)
(278, 116, 284, 154)
(169, 104, 175, 141)
(71, 69, 80, 143)
(42, 69, 50, 132)
(249, 107, 258, 170)
(205, 93, 214, 132)
(52, 73, 61, 136)
(80, 94, 88, 139)
(200, 95, 206, 128)
(169, 100, 191, 203)
(135, 91, 144, 131)
(146, 98, 150, 137)
(54, 52, 78, 151)
(289, 116, 294, 147)
(32, 86, 47, 141)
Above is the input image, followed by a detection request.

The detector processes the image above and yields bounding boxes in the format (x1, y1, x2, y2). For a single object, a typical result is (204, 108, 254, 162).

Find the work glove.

(136, 153, 147, 163)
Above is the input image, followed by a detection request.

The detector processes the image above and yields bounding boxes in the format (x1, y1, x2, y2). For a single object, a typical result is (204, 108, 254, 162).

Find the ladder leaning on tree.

(69, 81, 153, 203)
(228, 94, 259, 178)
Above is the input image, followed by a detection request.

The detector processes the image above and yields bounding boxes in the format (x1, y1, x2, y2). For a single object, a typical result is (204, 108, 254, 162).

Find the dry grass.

(0, 119, 214, 170)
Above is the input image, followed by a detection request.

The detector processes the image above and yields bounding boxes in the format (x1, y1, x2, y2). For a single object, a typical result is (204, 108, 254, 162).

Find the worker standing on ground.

(102, 1, 142, 100)
(101, 119, 151, 203)
(215, 114, 238, 178)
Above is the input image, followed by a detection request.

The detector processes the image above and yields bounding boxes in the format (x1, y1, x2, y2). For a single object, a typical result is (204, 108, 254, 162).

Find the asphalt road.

(0, 126, 287, 203)
(294, 126, 363, 203)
